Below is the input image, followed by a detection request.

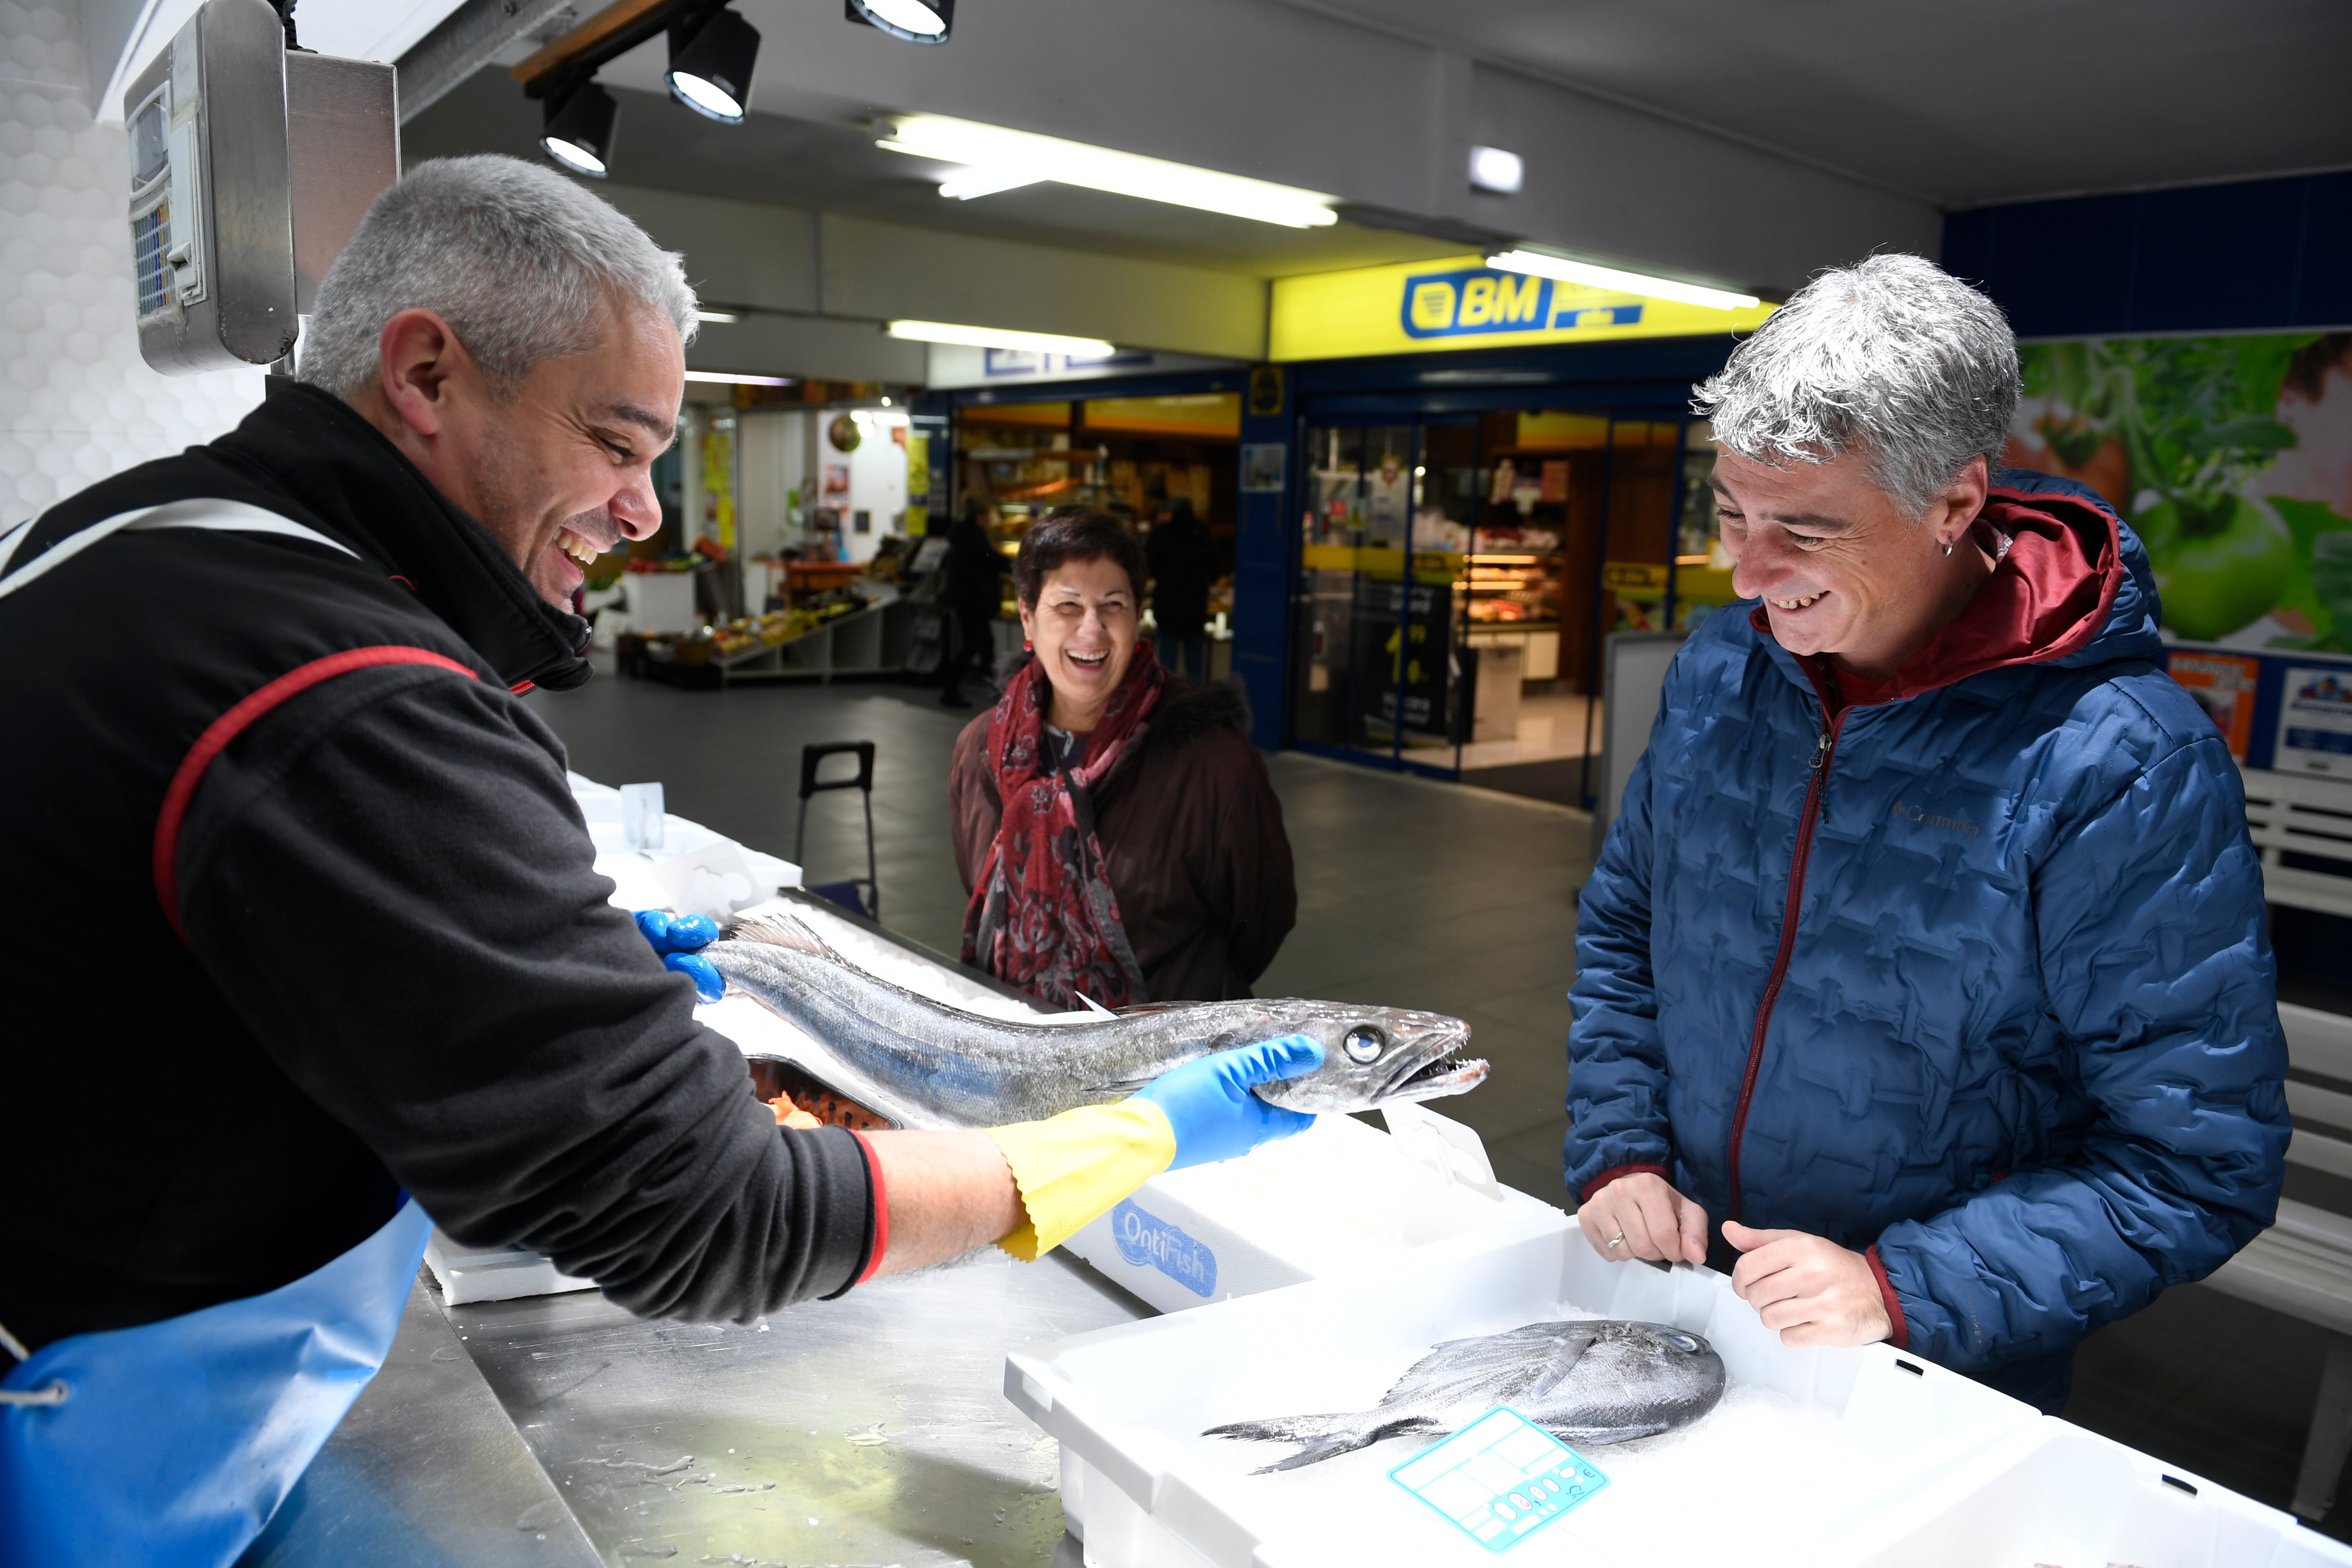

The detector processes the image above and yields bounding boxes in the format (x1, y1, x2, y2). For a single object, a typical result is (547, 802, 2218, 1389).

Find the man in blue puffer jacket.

(1568, 253, 2289, 1413)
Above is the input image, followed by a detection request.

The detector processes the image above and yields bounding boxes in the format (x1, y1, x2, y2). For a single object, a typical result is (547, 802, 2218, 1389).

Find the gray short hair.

(1691, 253, 2017, 517)
(301, 155, 698, 401)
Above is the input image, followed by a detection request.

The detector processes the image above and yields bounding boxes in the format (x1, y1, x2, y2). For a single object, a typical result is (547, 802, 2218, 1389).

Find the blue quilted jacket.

(1568, 470, 2289, 1408)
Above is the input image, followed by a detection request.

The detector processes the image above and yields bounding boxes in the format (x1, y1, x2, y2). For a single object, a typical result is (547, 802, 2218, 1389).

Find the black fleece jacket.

(0, 383, 874, 1351)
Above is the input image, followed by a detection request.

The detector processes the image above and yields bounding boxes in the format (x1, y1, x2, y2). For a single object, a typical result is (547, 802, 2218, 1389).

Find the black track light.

(846, 0, 951, 45)
(542, 80, 618, 177)
(667, 7, 761, 123)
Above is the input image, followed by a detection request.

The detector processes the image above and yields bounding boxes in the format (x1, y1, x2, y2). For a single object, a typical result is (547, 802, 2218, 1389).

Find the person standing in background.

(1144, 496, 1217, 678)
(939, 498, 1008, 708)
(951, 507, 1294, 1006)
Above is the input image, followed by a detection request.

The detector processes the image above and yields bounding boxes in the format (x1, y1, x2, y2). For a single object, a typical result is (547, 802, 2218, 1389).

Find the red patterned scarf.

(961, 645, 1165, 1008)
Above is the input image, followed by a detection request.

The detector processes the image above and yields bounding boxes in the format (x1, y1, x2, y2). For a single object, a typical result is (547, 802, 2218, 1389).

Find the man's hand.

(1723, 1221, 1892, 1348)
(636, 909, 722, 1002)
(1578, 1172, 1707, 1266)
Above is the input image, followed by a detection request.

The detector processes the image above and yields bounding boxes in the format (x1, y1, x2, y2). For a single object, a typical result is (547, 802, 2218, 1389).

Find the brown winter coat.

(950, 666, 1296, 1003)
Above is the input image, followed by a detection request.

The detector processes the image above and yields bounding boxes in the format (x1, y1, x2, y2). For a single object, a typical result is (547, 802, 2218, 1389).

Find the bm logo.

(1400, 268, 1644, 340)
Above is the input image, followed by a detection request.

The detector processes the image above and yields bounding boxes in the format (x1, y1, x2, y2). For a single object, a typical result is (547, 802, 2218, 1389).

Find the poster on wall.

(2008, 332, 2352, 653)
(2166, 651, 2261, 760)
(2277, 666, 2352, 778)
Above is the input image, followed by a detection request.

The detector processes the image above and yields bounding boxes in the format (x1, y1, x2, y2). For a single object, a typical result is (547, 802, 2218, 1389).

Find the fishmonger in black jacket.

(0, 157, 1271, 1358)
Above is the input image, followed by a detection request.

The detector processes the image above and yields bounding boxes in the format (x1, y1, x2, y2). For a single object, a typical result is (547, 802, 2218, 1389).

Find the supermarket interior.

(7, 0, 2352, 1564)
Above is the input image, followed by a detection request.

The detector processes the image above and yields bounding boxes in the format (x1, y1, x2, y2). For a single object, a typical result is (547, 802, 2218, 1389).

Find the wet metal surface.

(242, 1277, 604, 1567)
(445, 1249, 1150, 1566)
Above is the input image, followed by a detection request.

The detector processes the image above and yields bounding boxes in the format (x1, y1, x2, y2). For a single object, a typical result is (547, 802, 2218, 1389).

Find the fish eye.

(1342, 1026, 1386, 1064)
(1665, 1332, 1699, 1353)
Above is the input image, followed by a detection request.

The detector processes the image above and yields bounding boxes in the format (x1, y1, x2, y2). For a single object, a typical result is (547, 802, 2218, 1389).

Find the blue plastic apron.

(0, 1198, 431, 1567)
(0, 500, 427, 1565)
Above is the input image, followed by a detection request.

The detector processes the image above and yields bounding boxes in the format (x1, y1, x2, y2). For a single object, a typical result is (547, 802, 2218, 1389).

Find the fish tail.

(725, 913, 849, 964)
(1203, 1413, 1387, 1471)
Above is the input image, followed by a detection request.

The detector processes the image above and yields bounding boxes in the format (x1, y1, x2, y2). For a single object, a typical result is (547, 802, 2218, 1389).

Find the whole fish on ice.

(700, 914, 1487, 1128)
(1205, 1320, 1726, 1471)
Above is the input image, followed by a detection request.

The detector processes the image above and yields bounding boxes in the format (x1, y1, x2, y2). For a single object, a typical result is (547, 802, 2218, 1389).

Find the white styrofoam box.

(1829, 1416, 2352, 1568)
(1062, 1112, 1565, 1315)
(423, 1229, 596, 1307)
(1007, 1216, 2044, 1568)
(1, 0, 266, 528)
(568, 773, 801, 910)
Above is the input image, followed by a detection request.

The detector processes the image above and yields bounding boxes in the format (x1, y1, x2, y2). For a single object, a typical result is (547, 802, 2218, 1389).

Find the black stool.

(795, 740, 878, 917)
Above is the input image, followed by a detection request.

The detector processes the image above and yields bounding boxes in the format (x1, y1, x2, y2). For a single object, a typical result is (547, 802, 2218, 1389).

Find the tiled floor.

(528, 662, 2352, 1542)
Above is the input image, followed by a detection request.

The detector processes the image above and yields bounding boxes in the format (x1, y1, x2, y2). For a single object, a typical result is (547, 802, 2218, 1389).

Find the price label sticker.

(1387, 1406, 1609, 1553)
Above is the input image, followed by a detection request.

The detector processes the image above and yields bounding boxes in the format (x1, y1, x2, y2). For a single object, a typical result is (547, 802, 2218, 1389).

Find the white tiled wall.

(0, 0, 265, 527)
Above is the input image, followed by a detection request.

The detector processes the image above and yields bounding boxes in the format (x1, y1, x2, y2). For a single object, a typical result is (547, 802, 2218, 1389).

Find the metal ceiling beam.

(395, 0, 582, 123)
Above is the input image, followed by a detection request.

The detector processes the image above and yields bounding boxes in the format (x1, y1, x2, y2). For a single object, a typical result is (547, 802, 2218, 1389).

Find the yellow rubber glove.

(985, 1100, 1177, 1260)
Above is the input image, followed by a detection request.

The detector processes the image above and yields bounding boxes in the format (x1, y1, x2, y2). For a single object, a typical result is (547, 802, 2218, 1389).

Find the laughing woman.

(950, 507, 1296, 1008)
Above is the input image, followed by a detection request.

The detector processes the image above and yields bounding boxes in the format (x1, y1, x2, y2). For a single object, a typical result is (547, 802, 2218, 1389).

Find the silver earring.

(1942, 537, 1954, 557)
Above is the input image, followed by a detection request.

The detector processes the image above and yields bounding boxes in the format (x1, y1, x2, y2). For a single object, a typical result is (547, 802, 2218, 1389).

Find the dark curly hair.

(1013, 506, 1146, 608)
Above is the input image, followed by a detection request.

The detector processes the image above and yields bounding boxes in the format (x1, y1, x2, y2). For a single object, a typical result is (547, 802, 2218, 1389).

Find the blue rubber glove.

(636, 909, 723, 1003)
(1134, 1034, 1323, 1171)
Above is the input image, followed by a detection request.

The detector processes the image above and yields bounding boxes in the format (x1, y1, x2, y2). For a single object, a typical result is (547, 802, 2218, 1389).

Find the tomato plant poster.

(2009, 333, 2352, 653)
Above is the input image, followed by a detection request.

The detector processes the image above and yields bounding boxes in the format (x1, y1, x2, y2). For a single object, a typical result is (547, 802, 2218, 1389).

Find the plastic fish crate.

(1007, 1214, 2048, 1568)
(1062, 1111, 1566, 1315)
(1831, 1415, 2352, 1568)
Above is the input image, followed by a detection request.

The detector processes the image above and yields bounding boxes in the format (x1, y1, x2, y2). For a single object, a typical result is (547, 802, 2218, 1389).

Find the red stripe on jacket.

(152, 646, 479, 941)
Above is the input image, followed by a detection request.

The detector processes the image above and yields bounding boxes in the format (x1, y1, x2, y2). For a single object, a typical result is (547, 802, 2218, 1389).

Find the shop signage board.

(2167, 651, 2262, 760)
(1268, 253, 1777, 362)
(2278, 664, 2352, 778)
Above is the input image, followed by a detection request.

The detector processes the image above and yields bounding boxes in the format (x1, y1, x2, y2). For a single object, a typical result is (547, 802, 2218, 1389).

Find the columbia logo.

(1889, 800, 1980, 838)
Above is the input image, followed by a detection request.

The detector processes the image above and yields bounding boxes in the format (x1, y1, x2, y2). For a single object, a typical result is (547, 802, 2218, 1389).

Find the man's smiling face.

(357, 289, 686, 610)
(1712, 446, 1981, 676)
(468, 294, 685, 607)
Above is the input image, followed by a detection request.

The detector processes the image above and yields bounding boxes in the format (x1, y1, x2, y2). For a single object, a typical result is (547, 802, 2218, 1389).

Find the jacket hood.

(218, 382, 594, 691)
(1751, 466, 2153, 705)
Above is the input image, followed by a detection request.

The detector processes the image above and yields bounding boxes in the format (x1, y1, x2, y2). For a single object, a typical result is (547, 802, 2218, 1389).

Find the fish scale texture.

(0, 0, 263, 526)
(1569, 471, 2290, 1394)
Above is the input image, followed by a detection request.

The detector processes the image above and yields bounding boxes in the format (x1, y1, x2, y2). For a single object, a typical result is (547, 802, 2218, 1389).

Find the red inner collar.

(1750, 486, 2123, 712)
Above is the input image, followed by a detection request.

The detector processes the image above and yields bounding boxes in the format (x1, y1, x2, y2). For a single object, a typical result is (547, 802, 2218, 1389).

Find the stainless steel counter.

(245, 1247, 1149, 1567)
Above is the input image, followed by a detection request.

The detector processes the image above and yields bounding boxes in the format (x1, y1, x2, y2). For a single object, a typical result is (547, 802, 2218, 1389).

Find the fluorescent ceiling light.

(1487, 250, 1759, 311)
(887, 320, 1116, 356)
(1468, 145, 1523, 195)
(937, 166, 1043, 201)
(694, 309, 741, 324)
(685, 370, 792, 385)
(876, 113, 1337, 229)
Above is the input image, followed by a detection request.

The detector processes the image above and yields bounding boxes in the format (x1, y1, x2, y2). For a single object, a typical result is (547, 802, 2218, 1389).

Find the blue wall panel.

(1944, 171, 2351, 338)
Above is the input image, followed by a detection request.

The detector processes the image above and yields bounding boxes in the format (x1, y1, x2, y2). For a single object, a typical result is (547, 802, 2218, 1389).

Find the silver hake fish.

(700, 915, 1489, 1128)
(1206, 1320, 1728, 1471)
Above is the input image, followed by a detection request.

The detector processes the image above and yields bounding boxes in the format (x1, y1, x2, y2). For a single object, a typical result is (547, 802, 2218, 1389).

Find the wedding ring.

(1606, 1232, 1626, 1250)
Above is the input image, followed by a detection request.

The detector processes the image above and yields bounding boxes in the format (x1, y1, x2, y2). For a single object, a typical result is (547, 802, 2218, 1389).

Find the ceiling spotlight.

(886, 320, 1114, 356)
(668, 6, 760, 122)
(847, 0, 951, 44)
(1468, 145, 1523, 195)
(684, 370, 793, 385)
(541, 81, 618, 177)
(695, 309, 740, 324)
(1486, 249, 1761, 311)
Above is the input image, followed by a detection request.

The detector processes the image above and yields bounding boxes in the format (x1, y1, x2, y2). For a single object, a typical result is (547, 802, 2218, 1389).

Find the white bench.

(2205, 1001, 2352, 1519)
(2242, 768, 2352, 919)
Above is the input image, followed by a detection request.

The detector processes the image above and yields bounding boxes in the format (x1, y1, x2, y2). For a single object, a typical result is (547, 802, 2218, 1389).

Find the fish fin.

(1548, 1419, 1669, 1446)
(1515, 1326, 1602, 1404)
(1202, 1414, 1346, 1446)
(724, 913, 849, 965)
(1069, 990, 1119, 1018)
(1206, 1415, 1429, 1473)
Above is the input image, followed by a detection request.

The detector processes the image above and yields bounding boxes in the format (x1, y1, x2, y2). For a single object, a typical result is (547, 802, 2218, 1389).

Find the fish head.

(1246, 1002, 1487, 1113)
(1587, 1322, 1728, 1412)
